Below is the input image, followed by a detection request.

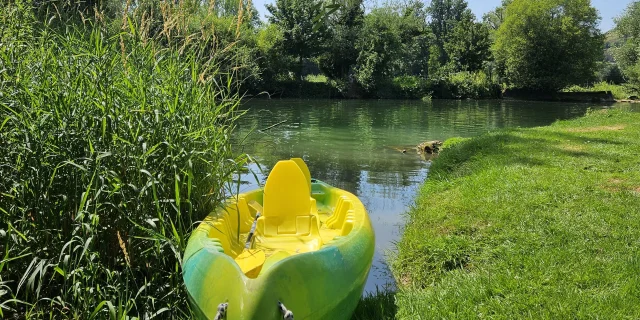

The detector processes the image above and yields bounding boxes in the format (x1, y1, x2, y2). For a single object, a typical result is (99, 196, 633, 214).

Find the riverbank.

(392, 108, 640, 318)
(250, 81, 640, 103)
(564, 81, 638, 100)
(252, 72, 501, 100)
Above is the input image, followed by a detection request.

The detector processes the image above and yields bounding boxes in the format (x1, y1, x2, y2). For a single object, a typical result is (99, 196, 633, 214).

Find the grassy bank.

(351, 290, 397, 320)
(564, 82, 638, 100)
(393, 108, 640, 318)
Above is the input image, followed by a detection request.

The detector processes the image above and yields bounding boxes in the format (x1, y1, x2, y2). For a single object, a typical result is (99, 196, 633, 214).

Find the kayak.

(183, 158, 375, 319)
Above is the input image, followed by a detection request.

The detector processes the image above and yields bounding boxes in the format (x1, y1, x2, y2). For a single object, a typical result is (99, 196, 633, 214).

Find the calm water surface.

(233, 99, 629, 294)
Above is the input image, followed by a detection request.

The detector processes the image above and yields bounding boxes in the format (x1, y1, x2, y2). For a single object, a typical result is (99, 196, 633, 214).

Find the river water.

(233, 99, 628, 294)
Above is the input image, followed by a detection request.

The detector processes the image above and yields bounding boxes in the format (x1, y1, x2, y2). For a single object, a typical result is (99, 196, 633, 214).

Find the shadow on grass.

(351, 290, 397, 320)
(434, 127, 630, 179)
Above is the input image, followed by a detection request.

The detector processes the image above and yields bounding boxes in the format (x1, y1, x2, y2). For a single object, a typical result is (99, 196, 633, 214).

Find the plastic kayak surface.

(183, 159, 375, 319)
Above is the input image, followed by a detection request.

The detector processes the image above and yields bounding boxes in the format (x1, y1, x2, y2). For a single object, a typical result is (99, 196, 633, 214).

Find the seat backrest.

(290, 158, 311, 193)
(263, 160, 311, 220)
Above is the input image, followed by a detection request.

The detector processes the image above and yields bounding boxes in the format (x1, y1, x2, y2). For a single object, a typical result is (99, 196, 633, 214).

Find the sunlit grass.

(394, 108, 640, 318)
(305, 74, 329, 83)
(351, 289, 397, 320)
(564, 81, 638, 100)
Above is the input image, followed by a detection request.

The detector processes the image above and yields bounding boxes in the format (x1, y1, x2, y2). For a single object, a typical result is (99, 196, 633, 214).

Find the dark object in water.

(417, 140, 443, 154)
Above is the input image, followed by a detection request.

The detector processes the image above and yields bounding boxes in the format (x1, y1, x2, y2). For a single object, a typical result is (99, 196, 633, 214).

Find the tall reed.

(0, 1, 248, 318)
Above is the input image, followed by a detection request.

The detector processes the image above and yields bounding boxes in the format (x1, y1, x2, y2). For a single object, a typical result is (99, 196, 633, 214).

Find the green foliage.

(305, 74, 329, 83)
(427, 0, 470, 66)
(0, 2, 247, 318)
(596, 62, 626, 84)
(378, 76, 429, 99)
(482, 0, 512, 32)
(353, 6, 404, 92)
(254, 23, 296, 90)
(350, 290, 397, 320)
(317, 0, 365, 80)
(493, 0, 604, 91)
(394, 109, 640, 317)
(267, 0, 330, 78)
(353, 2, 433, 95)
(444, 17, 491, 72)
(428, 0, 470, 50)
(445, 71, 500, 99)
(391, 1, 431, 77)
(425, 0, 493, 76)
(208, 0, 260, 26)
(441, 137, 471, 149)
(613, 1, 640, 88)
(426, 71, 500, 99)
(31, 0, 122, 23)
(564, 82, 638, 100)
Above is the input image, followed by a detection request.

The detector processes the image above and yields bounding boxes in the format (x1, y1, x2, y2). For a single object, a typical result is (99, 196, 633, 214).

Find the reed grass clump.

(0, 2, 248, 318)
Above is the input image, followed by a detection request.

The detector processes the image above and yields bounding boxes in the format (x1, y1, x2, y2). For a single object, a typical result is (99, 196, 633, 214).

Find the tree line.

(25, 0, 640, 99)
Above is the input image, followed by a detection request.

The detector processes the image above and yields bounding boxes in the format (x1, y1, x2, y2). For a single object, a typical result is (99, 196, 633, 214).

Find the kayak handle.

(214, 302, 228, 320)
(278, 301, 294, 319)
(245, 212, 261, 249)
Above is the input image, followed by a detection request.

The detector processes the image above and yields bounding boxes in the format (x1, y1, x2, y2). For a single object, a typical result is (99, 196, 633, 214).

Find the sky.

(251, 0, 634, 32)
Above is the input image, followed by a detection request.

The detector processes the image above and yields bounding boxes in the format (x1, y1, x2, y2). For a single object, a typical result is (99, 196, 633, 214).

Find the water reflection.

(234, 99, 625, 293)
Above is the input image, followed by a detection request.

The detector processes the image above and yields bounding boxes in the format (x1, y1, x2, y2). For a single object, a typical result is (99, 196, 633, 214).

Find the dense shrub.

(0, 3, 247, 318)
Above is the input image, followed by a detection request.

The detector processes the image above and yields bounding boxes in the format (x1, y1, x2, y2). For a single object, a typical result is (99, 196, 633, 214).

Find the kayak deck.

(204, 159, 358, 278)
(182, 158, 375, 320)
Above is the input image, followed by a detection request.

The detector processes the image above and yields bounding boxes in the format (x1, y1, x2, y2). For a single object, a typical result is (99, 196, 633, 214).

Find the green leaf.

(89, 301, 107, 319)
(53, 266, 66, 277)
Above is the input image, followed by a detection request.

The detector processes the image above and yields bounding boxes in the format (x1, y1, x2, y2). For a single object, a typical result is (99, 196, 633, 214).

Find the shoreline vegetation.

(390, 108, 640, 318)
(2, 0, 640, 318)
(0, 1, 250, 318)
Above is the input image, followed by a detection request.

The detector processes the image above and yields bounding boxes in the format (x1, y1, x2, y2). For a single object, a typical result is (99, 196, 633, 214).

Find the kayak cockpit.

(253, 159, 322, 257)
(200, 158, 357, 278)
(183, 158, 374, 320)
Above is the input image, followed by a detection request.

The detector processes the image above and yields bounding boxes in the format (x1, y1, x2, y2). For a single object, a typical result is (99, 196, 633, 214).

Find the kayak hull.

(183, 177, 375, 320)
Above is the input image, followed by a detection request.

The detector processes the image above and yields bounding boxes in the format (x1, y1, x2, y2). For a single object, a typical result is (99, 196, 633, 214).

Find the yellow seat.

(326, 196, 353, 229)
(234, 249, 266, 278)
(291, 158, 311, 192)
(291, 157, 319, 218)
(255, 160, 322, 253)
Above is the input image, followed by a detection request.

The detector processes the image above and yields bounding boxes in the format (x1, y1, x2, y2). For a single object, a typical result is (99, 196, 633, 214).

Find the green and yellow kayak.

(183, 158, 375, 319)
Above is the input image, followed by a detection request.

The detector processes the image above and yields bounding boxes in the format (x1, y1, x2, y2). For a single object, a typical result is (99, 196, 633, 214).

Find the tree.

(393, 0, 431, 77)
(614, 1, 640, 88)
(352, 2, 431, 93)
(317, 0, 365, 81)
(444, 11, 491, 72)
(493, 0, 603, 91)
(482, 0, 513, 32)
(426, 0, 490, 74)
(266, 0, 329, 80)
(427, 0, 470, 66)
(353, 6, 403, 92)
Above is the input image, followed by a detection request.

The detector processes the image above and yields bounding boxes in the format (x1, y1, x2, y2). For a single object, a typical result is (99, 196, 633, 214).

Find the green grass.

(393, 108, 640, 318)
(305, 74, 329, 83)
(564, 81, 638, 100)
(351, 290, 397, 320)
(0, 3, 248, 318)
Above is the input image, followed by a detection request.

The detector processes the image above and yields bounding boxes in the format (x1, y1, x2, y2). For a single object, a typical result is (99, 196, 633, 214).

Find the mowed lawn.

(392, 108, 640, 319)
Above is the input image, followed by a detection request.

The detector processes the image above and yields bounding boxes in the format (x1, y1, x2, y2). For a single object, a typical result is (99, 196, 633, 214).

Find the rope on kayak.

(214, 302, 228, 320)
(245, 212, 261, 249)
(278, 301, 294, 319)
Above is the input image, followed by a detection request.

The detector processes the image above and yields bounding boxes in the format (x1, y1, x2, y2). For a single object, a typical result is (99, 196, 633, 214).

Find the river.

(233, 99, 631, 294)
